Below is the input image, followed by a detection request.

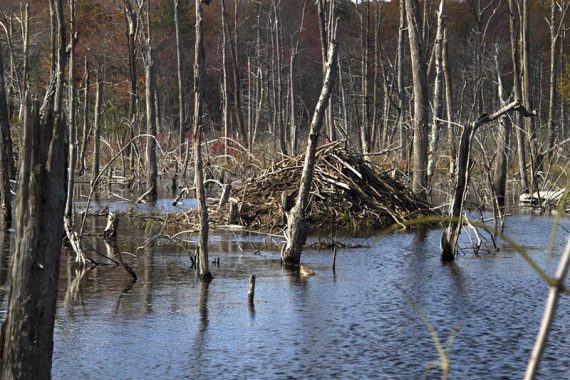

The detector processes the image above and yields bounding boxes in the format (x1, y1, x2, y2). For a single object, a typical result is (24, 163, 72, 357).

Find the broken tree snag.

(103, 211, 119, 239)
(440, 101, 535, 261)
(281, 26, 339, 266)
(103, 213, 137, 281)
(248, 274, 256, 305)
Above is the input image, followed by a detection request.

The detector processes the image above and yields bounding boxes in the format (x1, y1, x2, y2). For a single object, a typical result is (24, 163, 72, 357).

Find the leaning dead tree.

(440, 101, 535, 261)
(281, 24, 339, 266)
(193, 0, 212, 281)
(1, 0, 67, 376)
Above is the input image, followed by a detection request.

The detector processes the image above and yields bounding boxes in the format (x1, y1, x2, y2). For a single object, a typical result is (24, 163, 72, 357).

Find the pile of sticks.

(225, 142, 432, 232)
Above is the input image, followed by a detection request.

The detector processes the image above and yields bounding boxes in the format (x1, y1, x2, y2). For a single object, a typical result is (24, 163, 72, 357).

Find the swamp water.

(1, 209, 570, 379)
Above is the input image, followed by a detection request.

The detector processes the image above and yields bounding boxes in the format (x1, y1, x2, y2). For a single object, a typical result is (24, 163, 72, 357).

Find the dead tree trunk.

(1, 1, 67, 375)
(442, 29, 455, 175)
(281, 31, 338, 266)
(143, 7, 158, 202)
(194, 0, 211, 282)
(123, 0, 140, 171)
(65, 0, 77, 220)
(221, 0, 230, 159)
(225, 0, 246, 145)
(174, 0, 186, 160)
(493, 48, 511, 212)
(78, 57, 89, 176)
(0, 46, 13, 227)
(405, 0, 429, 200)
(91, 67, 103, 186)
(397, 0, 406, 161)
(427, 0, 445, 184)
(508, 0, 529, 194)
(441, 101, 535, 261)
(521, 0, 539, 194)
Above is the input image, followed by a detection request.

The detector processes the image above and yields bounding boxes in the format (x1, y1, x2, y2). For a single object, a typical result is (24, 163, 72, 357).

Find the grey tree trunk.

(493, 50, 511, 211)
(221, 0, 230, 159)
(144, 17, 158, 202)
(65, 0, 77, 220)
(441, 102, 534, 261)
(194, 0, 211, 282)
(91, 68, 103, 186)
(442, 29, 455, 175)
(282, 33, 338, 266)
(397, 0, 406, 161)
(507, 0, 529, 195)
(174, 0, 186, 160)
(1, 0, 67, 375)
(521, 0, 539, 194)
(427, 0, 445, 184)
(0, 46, 13, 227)
(225, 0, 246, 145)
(78, 57, 90, 176)
(123, 0, 139, 170)
(405, 0, 429, 200)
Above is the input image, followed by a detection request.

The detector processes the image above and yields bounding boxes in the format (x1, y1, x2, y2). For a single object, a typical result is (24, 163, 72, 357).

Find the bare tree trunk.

(442, 29, 455, 175)
(221, 0, 230, 159)
(288, 0, 307, 156)
(493, 48, 511, 211)
(397, 0, 406, 161)
(65, 0, 77, 220)
(174, 0, 186, 160)
(225, 0, 246, 145)
(282, 30, 338, 266)
(78, 57, 90, 176)
(123, 0, 139, 171)
(521, 0, 539, 194)
(194, 0, 211, 282)
(508, 0, 529, 195)
(441, 102, 534, 261)
(144, 6, 158, 202)
(427, 0, 445, 184)
(0, 47, 12, 227)
(358, 1, 370, 156)
(405, 0, 429, 200)
(91, 68, 103, 186)
(1, 0, 67, 375)
(272, 1, 286, 155)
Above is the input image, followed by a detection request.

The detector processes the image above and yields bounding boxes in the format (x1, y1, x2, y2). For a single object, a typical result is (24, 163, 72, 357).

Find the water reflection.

(192, 281, 209, 369)
(0, 213, 566, 379)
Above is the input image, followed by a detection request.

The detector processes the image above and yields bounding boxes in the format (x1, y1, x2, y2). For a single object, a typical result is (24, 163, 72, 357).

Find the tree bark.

(78, 57, 90, 176)
(144, 11, 158, 202)
(282, 32, 338, 266)
(508, 0, 529, 195)
(174, 0, 186, 160)
(65, 0, 77, 220)
(493, 49, 511, 211)
(427, 0, 445, 184)
(194, 0, 211, 281)
(405, 0, 429, 200)
(91, 68, 103, 186)
(1, 1, 67, 375)
(0, 46, 13, 227)
(441, 102, 534, 261)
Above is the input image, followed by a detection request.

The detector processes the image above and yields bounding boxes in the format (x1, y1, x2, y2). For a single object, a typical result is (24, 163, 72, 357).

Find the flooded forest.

(0, 0, 570, 378)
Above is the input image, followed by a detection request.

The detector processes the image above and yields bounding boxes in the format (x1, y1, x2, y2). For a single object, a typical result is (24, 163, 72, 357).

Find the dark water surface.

(1, 212, 570, 379)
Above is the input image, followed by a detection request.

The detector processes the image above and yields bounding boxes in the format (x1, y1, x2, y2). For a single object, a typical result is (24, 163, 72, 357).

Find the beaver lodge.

(173, 142, 433, 235)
